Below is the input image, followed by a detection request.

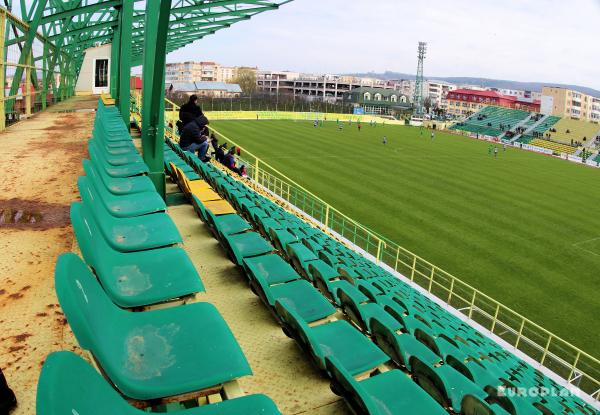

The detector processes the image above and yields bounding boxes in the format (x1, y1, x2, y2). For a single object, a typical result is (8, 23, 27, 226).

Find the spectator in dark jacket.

(223, 147, 246, 176)
(180, 115, 210, 160)
(177, 95, 202, 133)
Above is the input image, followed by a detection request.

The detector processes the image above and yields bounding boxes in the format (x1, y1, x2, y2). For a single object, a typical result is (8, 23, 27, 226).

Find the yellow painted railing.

(132, 94, 600, 403)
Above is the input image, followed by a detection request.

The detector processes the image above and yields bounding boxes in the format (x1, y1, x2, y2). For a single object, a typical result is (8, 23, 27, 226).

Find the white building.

(75, 44, 111, 95)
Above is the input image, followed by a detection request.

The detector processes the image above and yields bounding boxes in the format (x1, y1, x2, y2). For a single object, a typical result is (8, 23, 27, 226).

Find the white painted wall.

(75, 43, 112, 95)
(540, 95, 554, 115)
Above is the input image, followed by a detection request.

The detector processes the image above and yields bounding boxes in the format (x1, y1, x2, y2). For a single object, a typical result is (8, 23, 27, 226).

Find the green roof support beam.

(117, 0, 133, 126)
(6, 0, 48, 111)
(140, 0, 171, 199)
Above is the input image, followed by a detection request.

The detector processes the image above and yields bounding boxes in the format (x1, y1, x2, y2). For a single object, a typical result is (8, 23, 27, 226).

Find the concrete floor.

(168, 194, 348, 414)
(0, 96, 98, 414)
(0, 97, 349, 414)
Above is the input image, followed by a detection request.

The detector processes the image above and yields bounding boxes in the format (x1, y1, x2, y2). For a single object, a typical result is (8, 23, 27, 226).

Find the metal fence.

(132, 94, 600, 402)
(0, 8, 73, 131)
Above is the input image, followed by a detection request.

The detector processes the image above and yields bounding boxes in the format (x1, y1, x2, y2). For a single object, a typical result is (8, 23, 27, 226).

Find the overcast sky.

(167, 0, 600, 90)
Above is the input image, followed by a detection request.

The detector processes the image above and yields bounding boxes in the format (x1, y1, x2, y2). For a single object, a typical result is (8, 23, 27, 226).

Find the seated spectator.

(180, 114, 210, 161)
(0, 368, 17, 413)
(223, 147, 247, 176)
(215, 144, 227, 163)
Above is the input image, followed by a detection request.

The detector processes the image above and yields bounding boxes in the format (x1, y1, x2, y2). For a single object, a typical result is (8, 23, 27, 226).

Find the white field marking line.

(572, 236, 600, 257)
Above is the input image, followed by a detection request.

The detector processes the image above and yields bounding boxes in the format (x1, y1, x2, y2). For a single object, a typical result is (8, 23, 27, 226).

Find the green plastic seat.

(78, 177, 182, 252)
(55, 254, 252, 400)
(243, 254, 300, 286)
(286, 243, 318, 279)
(221, 231, 274, 266)
(71, 203, 203, 307)
(205, 211, 252, 238)
(337, 286, 403, 335)
(275, 300, 389, 375)
(268, 228, 298, 257)
(244, 256, 335, 323)
(460, 395, 512, 415)
(83, 160, 155, 195)
(412, 358, 488, 410)
(90, 146, 149, 178)
(268, 280, 336, 323)
(369, 317, 442, 372)
(37, 351, 281, 414)
(89, 139, 142, 166)
(325, 356, 447, 415)
(308, 260, 339, 283)
(83, 171, 165, 218)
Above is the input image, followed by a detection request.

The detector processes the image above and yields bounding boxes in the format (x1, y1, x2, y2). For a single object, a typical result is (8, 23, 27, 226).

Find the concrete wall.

(75, 43, 111, 95)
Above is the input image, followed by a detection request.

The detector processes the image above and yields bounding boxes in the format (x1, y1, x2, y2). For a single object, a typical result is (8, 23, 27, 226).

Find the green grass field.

(211, 119, 600, 355)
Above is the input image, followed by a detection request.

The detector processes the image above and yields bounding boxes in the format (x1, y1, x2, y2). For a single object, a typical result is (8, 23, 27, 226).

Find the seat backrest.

(274, 299, 319, 355)
(37, 351, 138, 415)
(55, 253, 118, 350)
(70, 202, 100, 270)
(324, 356, 377, 414)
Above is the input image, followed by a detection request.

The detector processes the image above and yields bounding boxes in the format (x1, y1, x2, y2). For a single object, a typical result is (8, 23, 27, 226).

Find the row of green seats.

(37, 100, 282, 415)
(165, 136, 598, 415)
(165, 139, 450, 415)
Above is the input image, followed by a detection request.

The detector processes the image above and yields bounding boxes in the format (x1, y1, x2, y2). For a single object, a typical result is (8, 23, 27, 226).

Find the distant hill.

(348, 71, 600, 98)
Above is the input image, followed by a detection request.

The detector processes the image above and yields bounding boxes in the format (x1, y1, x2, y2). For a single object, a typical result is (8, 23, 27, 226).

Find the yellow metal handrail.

(131, 93, 600, 402)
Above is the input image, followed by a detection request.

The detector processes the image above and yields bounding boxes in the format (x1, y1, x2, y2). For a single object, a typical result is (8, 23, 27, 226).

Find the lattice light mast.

(413, 41, 427, 116)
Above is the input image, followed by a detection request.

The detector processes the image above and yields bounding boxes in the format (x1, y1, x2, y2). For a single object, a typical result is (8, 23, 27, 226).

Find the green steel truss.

(1, 0, 291, 195)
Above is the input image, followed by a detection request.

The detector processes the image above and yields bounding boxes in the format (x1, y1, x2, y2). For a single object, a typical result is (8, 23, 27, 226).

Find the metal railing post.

(540, 335, 553, 365)
(324, 205, 330, 228)
(254, 158, 259, 182)
(467, 291, 477, 319)
(0, 9, 6, 132)
(491, 304, 500, 333)
(410, 255, 417, 281)
(515, 320, 526, 349)
(427, 267, 435, 292)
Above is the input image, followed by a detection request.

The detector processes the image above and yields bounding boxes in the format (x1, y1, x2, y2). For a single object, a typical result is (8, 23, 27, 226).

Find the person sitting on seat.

(180, 114, 210, 161)
(215, 144, 226, 163)
(223, 147, 246, 176)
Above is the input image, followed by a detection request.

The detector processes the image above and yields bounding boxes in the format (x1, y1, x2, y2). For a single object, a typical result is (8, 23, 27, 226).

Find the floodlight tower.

(413, 42, 427, 116)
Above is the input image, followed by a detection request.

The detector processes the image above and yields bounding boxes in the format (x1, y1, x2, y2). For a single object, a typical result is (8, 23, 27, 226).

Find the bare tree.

(233, 68, 257, 95)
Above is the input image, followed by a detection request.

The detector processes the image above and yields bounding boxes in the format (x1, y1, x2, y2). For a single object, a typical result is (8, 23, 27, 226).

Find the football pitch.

(211, 119, 600, 354)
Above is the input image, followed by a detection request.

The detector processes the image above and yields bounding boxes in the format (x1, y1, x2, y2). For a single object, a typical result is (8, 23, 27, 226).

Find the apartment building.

(256, 72, 396, 103)
(165, 61, 256, 84)
(541, 86, 600, 122)
(446, 89, 540, 116)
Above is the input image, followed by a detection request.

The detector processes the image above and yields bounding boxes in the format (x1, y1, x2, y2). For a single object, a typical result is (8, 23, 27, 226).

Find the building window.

(374, 93, 382, 101)
(364, 92, 371, 101)
(391, 95, 397, 102)
(400, 96, 407, 103)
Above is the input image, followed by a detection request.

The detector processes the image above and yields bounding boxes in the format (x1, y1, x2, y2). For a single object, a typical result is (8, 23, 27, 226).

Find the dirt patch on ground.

(43, 113, 82, 132)
(0, 198, 70, 230)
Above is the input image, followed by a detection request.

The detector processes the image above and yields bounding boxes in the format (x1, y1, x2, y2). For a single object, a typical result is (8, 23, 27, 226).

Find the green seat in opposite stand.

(37, 352, 282, 415)
(78, 177, 182, 252)
(55, 254, 252, 401)
(71, 203, 204, 308)
(325, 356, 447, 415)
